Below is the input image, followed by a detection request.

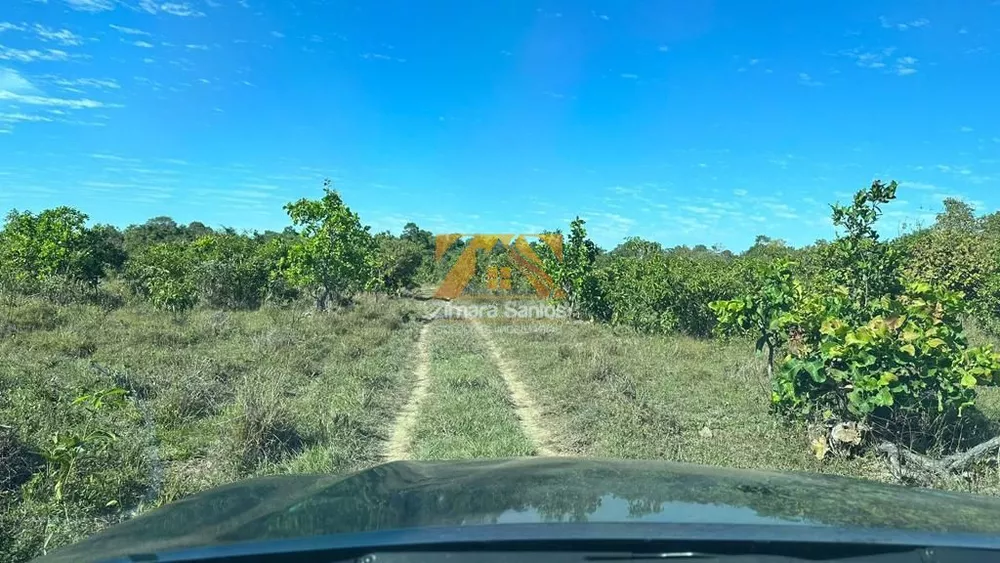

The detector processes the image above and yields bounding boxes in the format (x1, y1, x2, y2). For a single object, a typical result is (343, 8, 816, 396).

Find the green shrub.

(123, 243, 197, 312)
(713, 180, 1000, 447)
(190, 235, 270, 310)
(775, 282, 1000, 427)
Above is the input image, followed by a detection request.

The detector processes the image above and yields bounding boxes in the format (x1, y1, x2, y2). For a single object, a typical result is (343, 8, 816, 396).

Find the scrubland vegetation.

(6, 178, 1000, 561)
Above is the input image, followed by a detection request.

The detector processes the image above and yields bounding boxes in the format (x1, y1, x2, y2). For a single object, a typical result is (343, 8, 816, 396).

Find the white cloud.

(185, 44, 208, 50)
(0, 67, 38, 94)
(895, 56, 918, 75)
(657, 45, 669, 52)
(0, 23, 26, 33)
(960, 126, 974, 133)
(51, 77, 120, 90)
(620, 73, 638, 79)
(0, 90, 104, 109)
(133, 40, 154, 48)
(0, 45, 70, 62)
(109, 24, 150, 36)
(65, 0, 115, 11)
(0, 112, 53, 123)
(361, 52, 406, 62)
(798, 72, 823, 86)
(733, 189, 748, 196)
(880, 16, 930, 31)
(270, 31, 285, 38)
(33, 25, 83, 46)
(959, 27, 968, 34)
(139, 1, 205, 16)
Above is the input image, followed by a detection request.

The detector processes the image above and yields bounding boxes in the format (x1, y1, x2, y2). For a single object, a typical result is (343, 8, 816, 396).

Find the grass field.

(6, 295, 1000, 562)
(0, 295, 423, 561)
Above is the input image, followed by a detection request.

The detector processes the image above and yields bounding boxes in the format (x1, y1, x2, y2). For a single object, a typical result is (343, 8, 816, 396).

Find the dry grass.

(0, 293, 424, 562)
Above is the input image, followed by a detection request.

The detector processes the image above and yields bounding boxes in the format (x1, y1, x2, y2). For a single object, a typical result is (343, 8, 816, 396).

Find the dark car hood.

(37, 457, 1000, 562)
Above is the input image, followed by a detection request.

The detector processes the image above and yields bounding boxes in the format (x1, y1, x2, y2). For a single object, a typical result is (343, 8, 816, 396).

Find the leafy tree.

(282, 181, 375, 310)
(820, 180, 903, 319)
(710, 259, 798, 379)
(547, 218, 599, 318)
(935, 198, 978, 233)
(713, 180, 1000, 449)
(370, 233, 424, 295)
(123, 242, 197, 312)
(400, 222, 434, 251)
(0, 207, 105, 290)
(189, 234, 270, 310)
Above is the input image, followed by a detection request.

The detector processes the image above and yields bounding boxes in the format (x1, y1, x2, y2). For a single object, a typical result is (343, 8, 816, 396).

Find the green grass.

(0, 294, 423, 563)
(408, 321, 536, 460)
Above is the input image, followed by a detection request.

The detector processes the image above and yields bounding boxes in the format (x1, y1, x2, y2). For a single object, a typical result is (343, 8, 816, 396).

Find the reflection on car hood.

(37, 457, 1000, 562)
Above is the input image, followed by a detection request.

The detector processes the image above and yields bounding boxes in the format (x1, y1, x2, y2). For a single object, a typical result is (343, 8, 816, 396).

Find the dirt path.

(470, 319, 561, 457)
(384, 322, 433, 461)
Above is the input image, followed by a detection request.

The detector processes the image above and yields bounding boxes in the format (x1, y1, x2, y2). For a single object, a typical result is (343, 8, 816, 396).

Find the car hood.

(37, 457, 1000, 562)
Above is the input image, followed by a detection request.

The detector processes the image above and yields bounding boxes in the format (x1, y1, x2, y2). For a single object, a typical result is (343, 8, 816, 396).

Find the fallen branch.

(878, 436, 1000, 485)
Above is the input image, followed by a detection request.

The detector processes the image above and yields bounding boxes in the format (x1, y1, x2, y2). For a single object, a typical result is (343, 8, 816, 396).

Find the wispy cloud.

(65, 0, 115, 12)
(33, 25, 83, 46)
(185, 44, 209, 50)
(879, 16, 930, 31)
(0, 90, 104, 109)
(591, 10, 609, 20)
(0, 45, 71, 62)
(138, 1, 205, 17)
(798, 72, 823, 87)
(0, 67, 38, 93)
(620, 73, 639, 79)
(270, 31, 285, 38)
(0, 23, 26, 33)
(109, 24, 150, 36)
(657, 45, 669, 52)
(132, 40, 154, 48)
(49, 77, 120, 90)
(895, 56, 918, 75)
(0, 112, 53, 123)
(960, 126, 974, 133)
(361, 52, 406, 62)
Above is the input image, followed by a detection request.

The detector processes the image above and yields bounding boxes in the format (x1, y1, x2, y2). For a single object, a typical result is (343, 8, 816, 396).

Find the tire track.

(384, 322, 433, 461)
(470, 319, 561, 457)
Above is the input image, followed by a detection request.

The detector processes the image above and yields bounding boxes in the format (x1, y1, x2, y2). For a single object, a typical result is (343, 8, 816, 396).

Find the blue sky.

(0, 1, 998, 251)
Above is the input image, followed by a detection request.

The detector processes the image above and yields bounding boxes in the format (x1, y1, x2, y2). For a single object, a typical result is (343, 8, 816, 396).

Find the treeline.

(0, 182, 456, 312)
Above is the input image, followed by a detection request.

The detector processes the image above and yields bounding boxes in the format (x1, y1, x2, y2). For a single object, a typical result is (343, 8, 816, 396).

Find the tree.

(282, 181, 375, 310)
(0, 207, 104, 289)
(400, 222, 434, 251)
(123, 242, 197, 312)
(370, 234, 424, 295)
(936, 198, 978, 233)
(189, 234, 271, 310)
(547, 218, 599, 318)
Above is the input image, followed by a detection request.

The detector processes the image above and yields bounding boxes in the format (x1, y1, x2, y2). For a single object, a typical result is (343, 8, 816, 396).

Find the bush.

(713, 180, 1000, 447)
(123, 243, 197, 312)
(775, 282, 1000, 430)
(190, 235, 270, 310)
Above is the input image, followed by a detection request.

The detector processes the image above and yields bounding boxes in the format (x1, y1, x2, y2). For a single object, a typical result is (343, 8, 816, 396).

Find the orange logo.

(434, 234, 565, 301)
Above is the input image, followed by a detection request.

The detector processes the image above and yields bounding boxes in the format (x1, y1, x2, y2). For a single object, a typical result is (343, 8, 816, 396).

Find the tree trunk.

(316, 288, 331, 311)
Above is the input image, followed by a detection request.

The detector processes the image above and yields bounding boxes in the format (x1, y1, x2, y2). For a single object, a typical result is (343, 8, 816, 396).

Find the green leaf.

(961, 373, 978, 388)
(926, 337, 946, 349)
(899, 343, 916, 356)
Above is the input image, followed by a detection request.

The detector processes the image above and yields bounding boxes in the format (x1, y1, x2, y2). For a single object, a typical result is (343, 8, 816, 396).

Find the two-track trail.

(469, 319, 560, 457)
(384, 323, 432, 462)
(383, 312, 561, 461)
